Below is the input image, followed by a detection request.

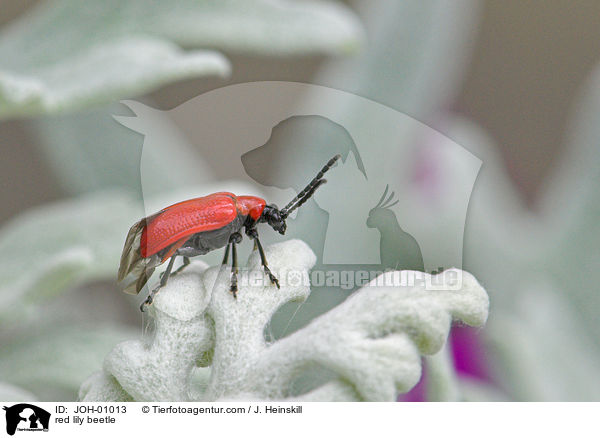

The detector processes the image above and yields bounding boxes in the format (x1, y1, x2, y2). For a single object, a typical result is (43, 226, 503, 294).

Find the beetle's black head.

(261, 204, 287, 235)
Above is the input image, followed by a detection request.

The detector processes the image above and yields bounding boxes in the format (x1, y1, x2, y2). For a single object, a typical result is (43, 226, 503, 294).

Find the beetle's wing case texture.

(140, 193, 238, 258)
(118, 193, 240, 295)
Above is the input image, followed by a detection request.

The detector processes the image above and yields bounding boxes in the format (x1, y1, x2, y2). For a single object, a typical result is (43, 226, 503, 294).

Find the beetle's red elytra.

(118, 155, 341, 311)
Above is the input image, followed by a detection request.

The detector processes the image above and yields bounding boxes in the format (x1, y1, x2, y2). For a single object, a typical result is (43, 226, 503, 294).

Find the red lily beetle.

(118, 155, 340, 311)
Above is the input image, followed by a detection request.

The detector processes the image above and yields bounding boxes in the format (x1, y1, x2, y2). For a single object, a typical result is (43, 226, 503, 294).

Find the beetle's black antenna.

(282, 178, 327, 217)
(280, 154, 341, 218)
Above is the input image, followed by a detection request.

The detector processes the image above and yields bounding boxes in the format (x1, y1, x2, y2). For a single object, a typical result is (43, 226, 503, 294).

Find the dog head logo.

(3, 404, 50, 435)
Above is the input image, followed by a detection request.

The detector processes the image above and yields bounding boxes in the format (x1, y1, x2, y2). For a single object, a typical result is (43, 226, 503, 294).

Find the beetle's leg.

(246, 228, 280, 289)
(255, 237, 280, 289)
(140, 255, 176, 312)
(160, 256, 177, 287)
(228, 232, 242, 298)
(222, 244, 231, 265)
(172, 256, 191, 275)
(230, 241, 238, 298)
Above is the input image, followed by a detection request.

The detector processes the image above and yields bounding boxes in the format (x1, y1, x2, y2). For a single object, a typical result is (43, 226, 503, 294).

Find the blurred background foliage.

(1, 0, 599, 401)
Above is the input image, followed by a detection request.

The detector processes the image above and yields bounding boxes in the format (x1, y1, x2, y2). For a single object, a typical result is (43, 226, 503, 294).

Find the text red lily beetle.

(118, 155, 340, 311)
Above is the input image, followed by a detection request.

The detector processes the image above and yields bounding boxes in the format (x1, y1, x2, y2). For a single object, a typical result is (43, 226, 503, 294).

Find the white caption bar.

(0, 402, 597, 438)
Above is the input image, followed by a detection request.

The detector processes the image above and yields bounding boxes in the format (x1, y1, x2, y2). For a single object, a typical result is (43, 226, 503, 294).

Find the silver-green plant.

(80, 240, 489, 402)
(0, 0, 363, 118)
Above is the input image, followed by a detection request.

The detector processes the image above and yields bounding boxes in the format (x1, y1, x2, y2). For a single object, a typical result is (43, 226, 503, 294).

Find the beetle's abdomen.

(141, 193, 238, 257)
(177, 214, 244, 257)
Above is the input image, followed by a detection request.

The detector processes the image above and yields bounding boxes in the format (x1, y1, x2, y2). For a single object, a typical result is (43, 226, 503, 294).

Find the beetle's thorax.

(236, 195, 266, 221)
